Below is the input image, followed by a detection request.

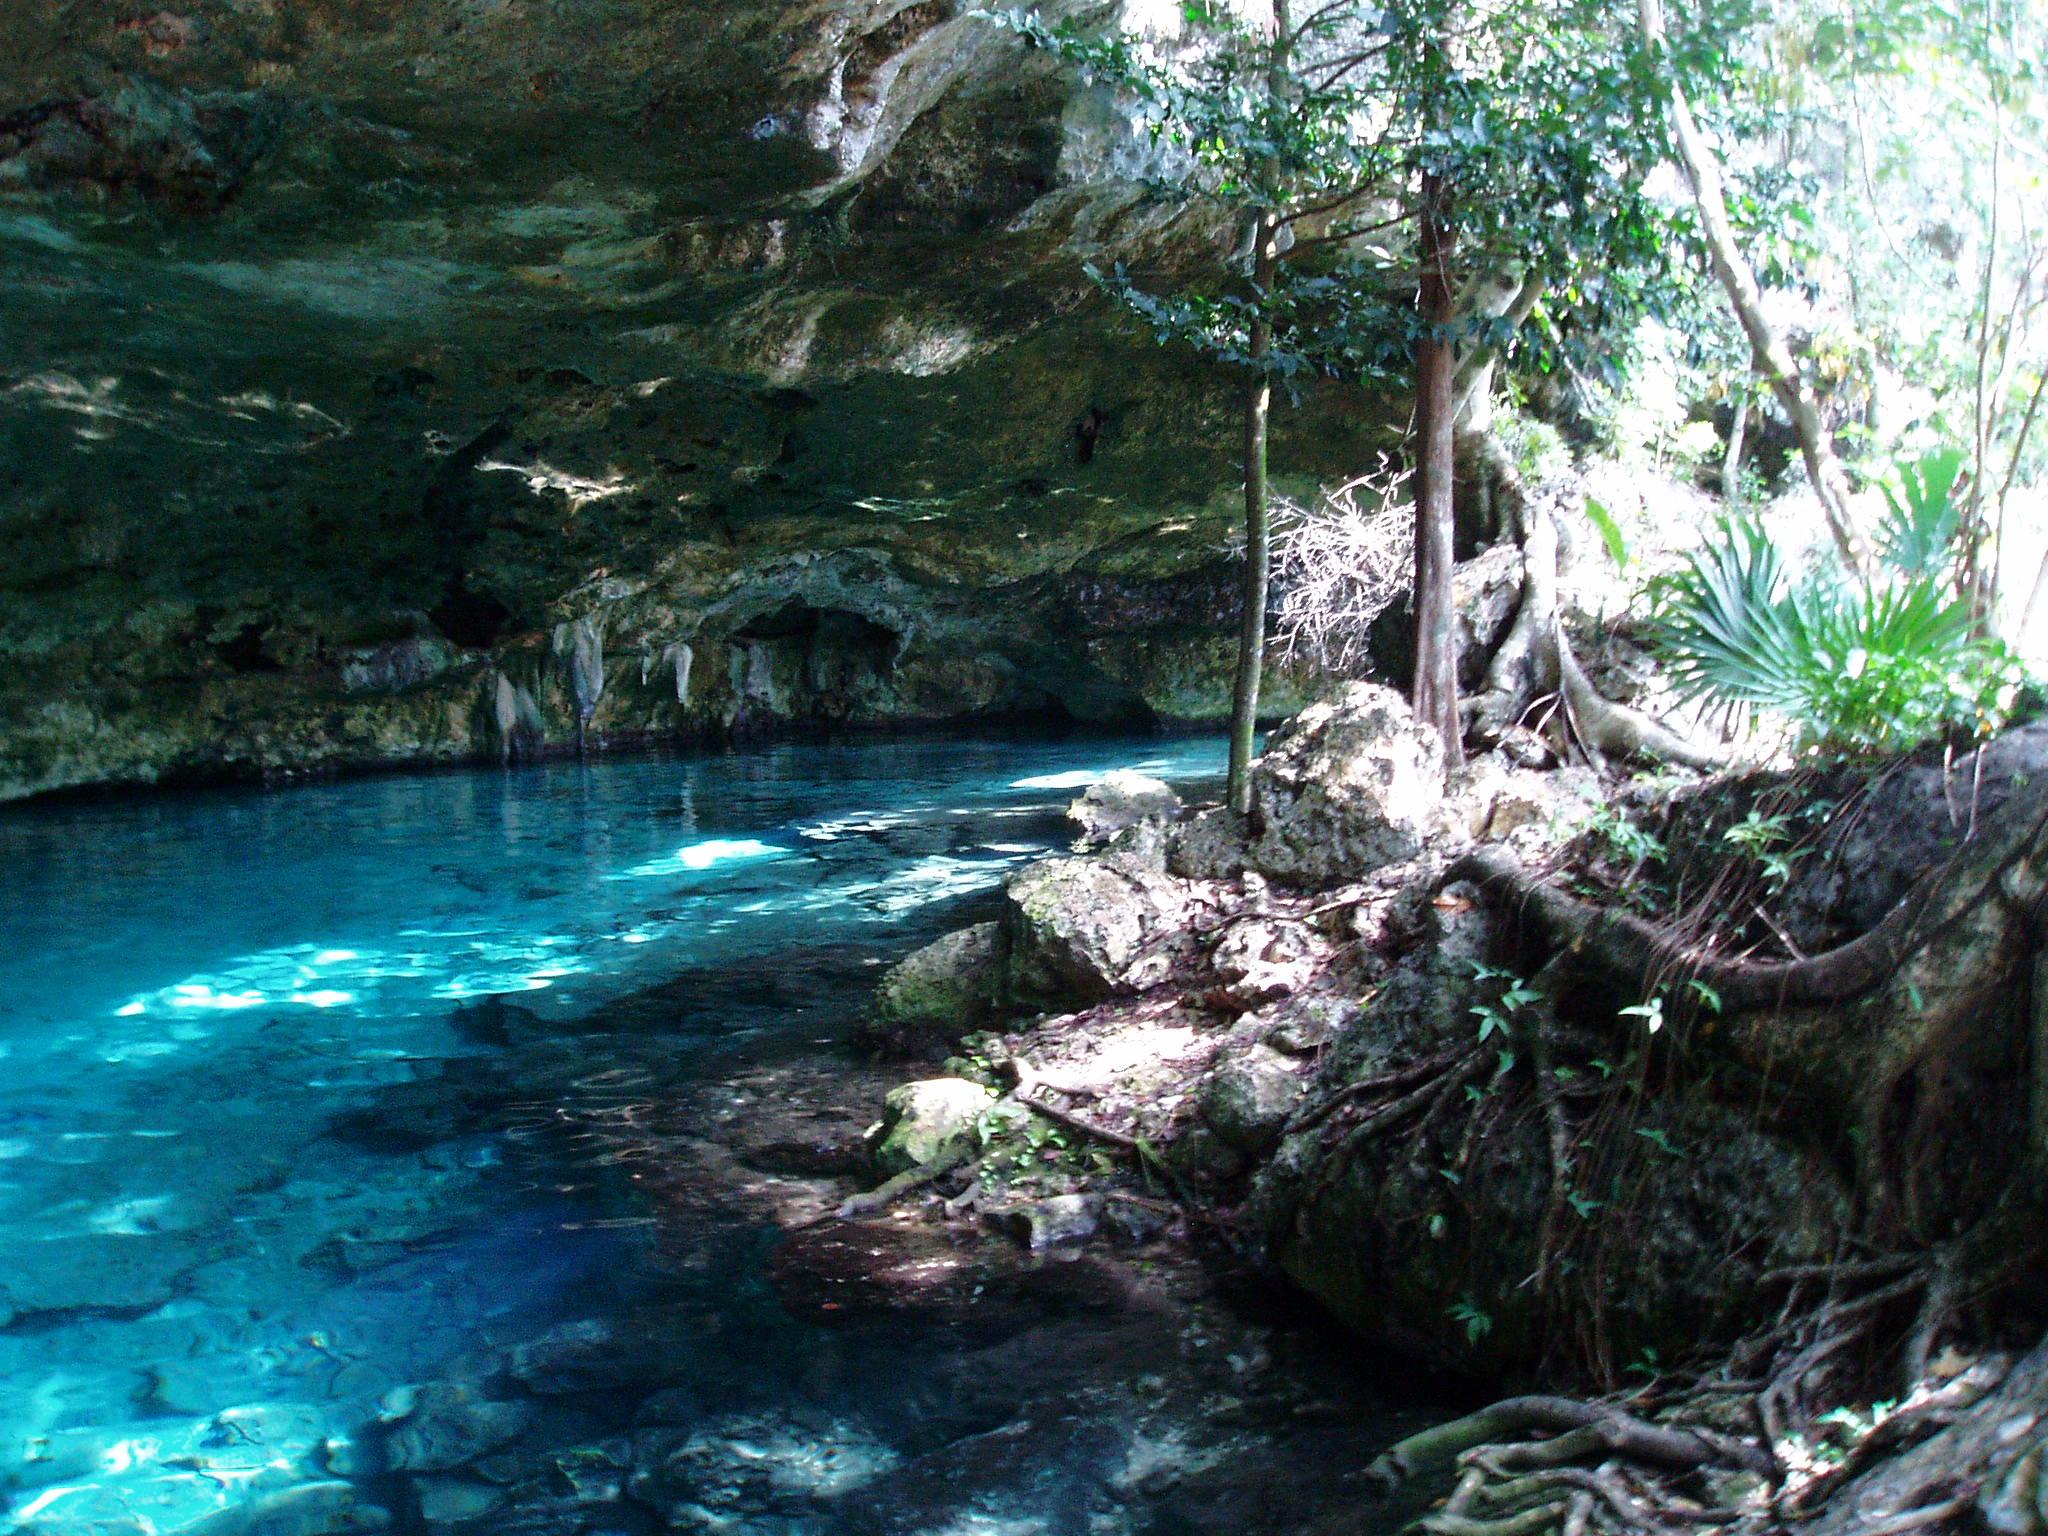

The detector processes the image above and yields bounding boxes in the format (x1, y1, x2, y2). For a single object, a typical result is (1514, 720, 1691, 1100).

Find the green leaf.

(1635, 1127, 1684, 1158)
(1583, 496, 1630, 568)
(1619, 998, 1665, 1034)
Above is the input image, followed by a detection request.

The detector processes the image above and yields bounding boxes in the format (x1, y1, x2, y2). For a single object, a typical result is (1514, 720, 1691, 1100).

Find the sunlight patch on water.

(105, 938, 596, 1026)
(797, 810, 926, 842)
(1009, 770, 1103, 790)
(608, 838, 791, 880)
(0, 732, 1241, 1536)
(1009, 757, 1183, 792)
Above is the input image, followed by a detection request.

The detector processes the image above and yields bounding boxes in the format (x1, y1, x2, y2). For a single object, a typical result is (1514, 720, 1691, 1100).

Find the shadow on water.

(305, 941, 1442, 1535)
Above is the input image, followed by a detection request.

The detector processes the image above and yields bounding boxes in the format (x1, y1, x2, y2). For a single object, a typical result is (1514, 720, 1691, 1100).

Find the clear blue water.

(0, 735, 1402, 1536)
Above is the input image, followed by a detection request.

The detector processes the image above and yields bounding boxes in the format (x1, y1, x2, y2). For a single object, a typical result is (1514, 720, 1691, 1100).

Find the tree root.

(820, 1153, 965, 1223)
(1377, 1390, 1767, 1536)
(1465, 433, 1726, 773)
(1004, 1054, 1207, 1209)
(1441, 776, 2048, 1160)
(1447, 774, 2048, 1016)
(1371, 1311, 2048, 1536)
(1016, 1085, 1142, 1154)
(1287, 1043, 1474, 1133)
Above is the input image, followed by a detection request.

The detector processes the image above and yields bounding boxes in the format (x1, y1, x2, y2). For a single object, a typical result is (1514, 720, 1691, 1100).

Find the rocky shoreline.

(831, 685, 2048, 1533)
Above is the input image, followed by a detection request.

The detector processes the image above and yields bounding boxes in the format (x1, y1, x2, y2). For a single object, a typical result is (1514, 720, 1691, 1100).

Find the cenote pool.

(0, 735, 1412, 1536)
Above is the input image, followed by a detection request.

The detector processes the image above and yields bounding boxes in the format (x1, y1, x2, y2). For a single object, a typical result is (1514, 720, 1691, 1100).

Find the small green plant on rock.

(1467, 961, 1543, 1045)
(1721, 808, 1803, 889)
(1447, 1297, 1495, 1347)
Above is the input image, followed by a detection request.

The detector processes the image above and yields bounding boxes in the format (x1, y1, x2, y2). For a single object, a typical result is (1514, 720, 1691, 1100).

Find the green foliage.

(1696, 0, 2048, 549)
(1721, 809, 1803, 888)
(1619, 996, 1665, 1034)
(983, 0, 1734, 391)
(1634, 1126, 1685, 1158)
(1447, 1296, 1495, 1345)
(1581, 801, 1666, 866)
(1874, 446, 1969, 582)
(1584, 496, 1631, 569)
(1648, 496, 2030, 755)
(1466, 961, 1542, 1044)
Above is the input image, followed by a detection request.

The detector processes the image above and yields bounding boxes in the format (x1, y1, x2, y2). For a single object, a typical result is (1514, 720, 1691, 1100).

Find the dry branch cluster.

(1272, 461, 1415, 679)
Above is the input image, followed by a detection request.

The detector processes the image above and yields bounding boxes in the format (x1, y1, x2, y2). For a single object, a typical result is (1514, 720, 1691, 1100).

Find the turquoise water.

(0, 736, 1400, 1536)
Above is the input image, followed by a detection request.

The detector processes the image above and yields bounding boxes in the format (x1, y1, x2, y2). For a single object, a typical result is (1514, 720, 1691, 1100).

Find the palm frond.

(1873, 445, 1968, 581)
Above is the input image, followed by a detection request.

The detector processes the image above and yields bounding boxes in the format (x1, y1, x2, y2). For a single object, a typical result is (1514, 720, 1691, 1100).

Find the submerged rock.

(381, 1381, 535, 1473)
(1247, 684, 1445, 888)
(628, 1410, 900, 1527)
(4, 1403, 360, 1536)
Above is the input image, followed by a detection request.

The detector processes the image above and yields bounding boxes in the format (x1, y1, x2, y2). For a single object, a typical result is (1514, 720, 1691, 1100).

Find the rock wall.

(0, 0, 1389, 799)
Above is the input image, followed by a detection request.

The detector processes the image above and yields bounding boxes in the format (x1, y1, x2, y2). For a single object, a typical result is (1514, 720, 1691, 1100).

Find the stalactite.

(492, 672, 519, 765)
(489, 672, 547, 763)
(552, 613, 607, 754)
(671, 641, 694, 706)
(640, 640, 695, 708)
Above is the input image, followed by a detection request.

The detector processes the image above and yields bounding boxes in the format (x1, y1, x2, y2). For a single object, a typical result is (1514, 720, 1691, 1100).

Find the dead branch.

(1271, 463, 1414, 677)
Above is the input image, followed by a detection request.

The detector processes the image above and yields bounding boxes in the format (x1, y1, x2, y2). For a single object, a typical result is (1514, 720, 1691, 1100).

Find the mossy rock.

(862, 922, 1002, 1054)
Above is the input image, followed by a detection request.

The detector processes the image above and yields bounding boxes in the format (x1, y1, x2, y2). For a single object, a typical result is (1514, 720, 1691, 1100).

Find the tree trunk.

(1468, 433, 1726, 769)
(1638, 0, 1865, 570)
(1412, 169, 1464, 768)
(1228, 240, 1275, 816)
(1722, 390, 1749, 506)
(1226, 0, 1291, 815)
(1450, 268, 1544, 431)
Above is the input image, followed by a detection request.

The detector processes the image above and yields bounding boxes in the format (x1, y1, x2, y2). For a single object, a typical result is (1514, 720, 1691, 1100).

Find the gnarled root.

(1367, 775, 2048, 1534)
(1465, 433, 1726, 773)
(1372, 1395, 1770, 1536)
(1371, 1396, 1772, 1487)
(1442, 772, 2048, 1166)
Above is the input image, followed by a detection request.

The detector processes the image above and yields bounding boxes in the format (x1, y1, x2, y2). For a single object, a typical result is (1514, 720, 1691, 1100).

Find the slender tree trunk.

(1226, 0, 1291, 816)
(1412, 169, 1463, 767)
(1228, 220, 1278, 816)
(1722, 390, 1750, 506)
(1965, 97, 2004, 628)
(1638, 0, 1865, 570)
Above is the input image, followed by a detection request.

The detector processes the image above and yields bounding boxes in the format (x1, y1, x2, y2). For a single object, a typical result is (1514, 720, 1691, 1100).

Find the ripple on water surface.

(0, 736, 1412, 1535)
